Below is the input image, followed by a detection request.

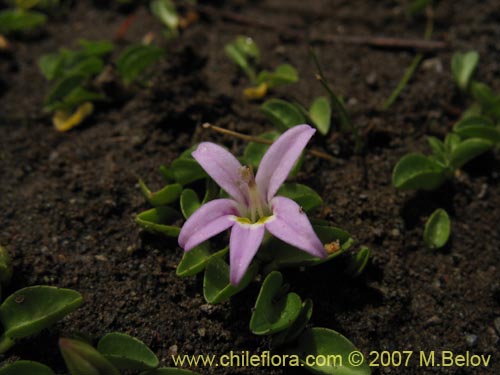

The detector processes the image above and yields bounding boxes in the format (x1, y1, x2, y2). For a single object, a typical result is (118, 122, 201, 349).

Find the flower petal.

(229, 222, 265, 285)
(256, 125, 316, 202)
(193, 142, 248, 205)
(266, 196, 326, 258)
(179, 199, 238, 251)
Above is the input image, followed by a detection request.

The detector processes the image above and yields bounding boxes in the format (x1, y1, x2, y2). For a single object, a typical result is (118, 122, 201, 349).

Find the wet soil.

(0, 1, 499, 374)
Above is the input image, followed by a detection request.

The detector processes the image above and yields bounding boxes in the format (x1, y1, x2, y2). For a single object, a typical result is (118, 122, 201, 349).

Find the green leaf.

(44, 74, 87, 110)
(139, 180, 182, 207)
(203, 257, 257, 304)
(60, 338, 120, 375)
(0, 246, 12, 286)
(233, 35, 260, 62)
(346, 247, 371, 277)
(444, 133, 461, 154)
(0, 287, 83, 352)
(135, 207, 181, 237)
(470, 82, 500, 120)
(290, 327, 371, 375)
(427, 136, 445, 156)
(97, 332, 159, 371)
(309, 96, 332, 135)
(180, 189, 200, 219)
(257, 64, 299, 88)
(453, 116, 500, 143)
(78, 39, 115, 56)
(276, 183, 322, 212)
(168, 158, 207, 186)
(449, 138, 493, 169)
(0, 361, 55, 375)
(264, 225, 352, 271)
(451, 51, 479, 91)
(176, 243, 220, 277)
(392, 153, 447, 191)
(117, 44, 164, 84)
(272, 299, 313, 347)
(66, 57, 104, 78)
(261, 99, 306, 131)
(38, 53, 65, 81)
(0, 10, 47, 33)
(250, 271, 302, 335)
(150, 0, 179, 34)
(424, 209, 451, 249)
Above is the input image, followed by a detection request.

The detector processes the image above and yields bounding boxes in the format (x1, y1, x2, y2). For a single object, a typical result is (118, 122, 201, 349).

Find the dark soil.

(1, 1, 499, 374)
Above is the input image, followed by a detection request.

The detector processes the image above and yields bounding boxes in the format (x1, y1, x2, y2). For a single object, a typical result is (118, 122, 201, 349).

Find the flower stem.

(202, 123, 340, 163)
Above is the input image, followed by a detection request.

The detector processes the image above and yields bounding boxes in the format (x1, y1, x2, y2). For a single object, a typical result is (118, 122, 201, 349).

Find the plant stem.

(310, 49, 363, 154)
(201, 123, 340, 163)
(382, 6, 435, 110)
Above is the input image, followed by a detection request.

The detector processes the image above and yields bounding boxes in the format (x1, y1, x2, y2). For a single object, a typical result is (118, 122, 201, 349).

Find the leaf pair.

(392, 132, 494, 191)
(261, 97, 332, 135)
(225, 35, 298, 99)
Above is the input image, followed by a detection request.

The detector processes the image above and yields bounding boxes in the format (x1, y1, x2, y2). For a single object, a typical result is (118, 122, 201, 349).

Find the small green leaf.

(66, 57, 104, 78)
(290, 327, 371, 375)
(346, 247, 371, 277)
(203, 257, 257, 304)
(78, 39, 115, 56)
(449, 138, 493, 169)
(451, 51, 479, 91)
(176, 243, 217, 277)
(169, 158, 207, 186)
(180, 189, 200, 219)
(97, 332, 159, 371)
(258, 64, 299, 88)
(470, 82, 500, 120)
(264, 225, 352, 271)
(276, 183, 322, 212)
(135, 207, 181, 237)
(444, 133, 461, 154)
(234, 35, 260, 62)
(392, 153, 447, 191)
(453, 116, 500, 142)
(250, 271, 302, 335)
(272, 299, 313, 347)
(0, 246, 13, 286)
(0, 287, 83, 353)
(0, 10, 47, 33)
(0, 361, 55, 375)
(60, 338, 120, 375)
(44, 73, 87, 110)
(150, 0, 179, 35)
(427, 136, 445, 156)
(117, 44, 164, 84)
(261, 99, 306, 131)
(424, 209, 451, 249)
(39, 53, 65, 81)
(139, 180, 182, 207)
(309, 96, 332, 135)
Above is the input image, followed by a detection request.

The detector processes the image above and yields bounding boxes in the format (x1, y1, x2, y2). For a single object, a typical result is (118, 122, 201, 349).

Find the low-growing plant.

(0, 0, 60, 35)
(423, 208, 451, 249)
(225, 35, 299, 99)
(135, 125, 371, 374)
(0, 332, 199, 375)
(38, 39, 164, 131)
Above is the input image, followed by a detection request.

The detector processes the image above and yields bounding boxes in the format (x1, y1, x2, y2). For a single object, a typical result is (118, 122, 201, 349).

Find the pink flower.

(178, 125, 326, 285)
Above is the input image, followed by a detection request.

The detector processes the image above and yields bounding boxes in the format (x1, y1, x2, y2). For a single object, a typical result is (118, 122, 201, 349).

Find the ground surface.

(0, 1, 499, 374)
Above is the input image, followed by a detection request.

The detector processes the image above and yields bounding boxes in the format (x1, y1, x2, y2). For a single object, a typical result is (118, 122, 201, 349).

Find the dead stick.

(202, 123, 339, 163)
(196, 5, 446, 52)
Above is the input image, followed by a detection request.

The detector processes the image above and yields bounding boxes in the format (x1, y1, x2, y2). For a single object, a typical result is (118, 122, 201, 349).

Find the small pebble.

(465, 334, 478, 348)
